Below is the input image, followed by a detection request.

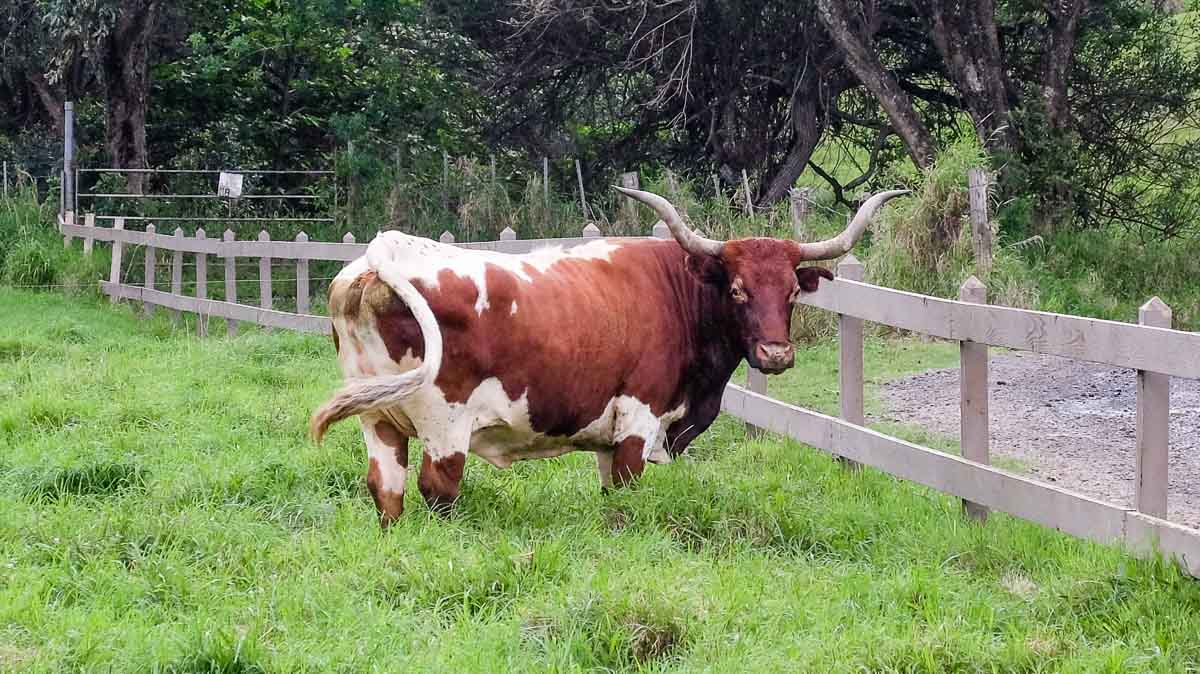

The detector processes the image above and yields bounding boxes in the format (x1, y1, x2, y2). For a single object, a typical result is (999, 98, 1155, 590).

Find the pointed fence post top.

(342, 232, 356, 244)
(836, 254, 864, 281)
(582, 223, 601, 238)
(145, 223, 156, 235)
(295, 231, 308, 242)
(196, 227, 206, 239)
(439, 231, 455, 244)
(959, 275, 987, 303)
(500, 226, 517, 241)
(258, 230, 270, 241)
(173, 227, 184, 237)
(652, 220, 670, 239)
(224, 229, 236, 241)
(1140, 296, 1172, 327)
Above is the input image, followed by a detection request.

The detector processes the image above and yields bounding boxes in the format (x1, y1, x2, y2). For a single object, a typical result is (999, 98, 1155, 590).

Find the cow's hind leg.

(361, 413, 410, 528)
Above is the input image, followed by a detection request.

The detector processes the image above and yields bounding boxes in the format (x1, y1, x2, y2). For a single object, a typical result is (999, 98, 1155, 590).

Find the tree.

(460, 0, 859, 205)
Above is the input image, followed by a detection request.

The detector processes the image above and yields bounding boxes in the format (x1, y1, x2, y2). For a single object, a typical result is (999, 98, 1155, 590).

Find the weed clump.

(24, 461, 147, 503)
(523, 593, 690, 670)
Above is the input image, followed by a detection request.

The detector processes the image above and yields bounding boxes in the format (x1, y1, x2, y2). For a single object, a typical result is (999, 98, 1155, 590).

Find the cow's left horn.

(794, 189, 910, 261)
(614, 186, 724, 257)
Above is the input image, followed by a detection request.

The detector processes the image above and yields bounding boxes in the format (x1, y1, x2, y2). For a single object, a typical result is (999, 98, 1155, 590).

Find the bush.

(866, 137, 1039, 310)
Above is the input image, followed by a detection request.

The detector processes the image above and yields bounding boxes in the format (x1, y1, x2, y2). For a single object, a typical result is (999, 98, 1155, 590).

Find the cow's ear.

(685, 253, 727, 285)
(795, 265, 834, 293)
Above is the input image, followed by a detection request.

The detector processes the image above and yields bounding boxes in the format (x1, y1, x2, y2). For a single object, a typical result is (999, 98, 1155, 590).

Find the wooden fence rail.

(56, 211, 1200, 579)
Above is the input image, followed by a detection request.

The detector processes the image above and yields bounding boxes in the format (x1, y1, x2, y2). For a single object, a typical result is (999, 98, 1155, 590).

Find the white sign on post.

(217, 172, 244, 199)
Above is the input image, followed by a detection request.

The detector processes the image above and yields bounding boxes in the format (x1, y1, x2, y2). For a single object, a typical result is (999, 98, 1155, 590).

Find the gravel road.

(879, 351, 1200, 529)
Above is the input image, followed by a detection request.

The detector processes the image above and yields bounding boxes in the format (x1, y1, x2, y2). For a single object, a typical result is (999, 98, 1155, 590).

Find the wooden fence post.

(1136, 296, 1172, 519)
(63, 210, 75, 248)
(82, 213, 95, 256)
(295, 232, 310, 315)
(542, 157, 549, 215)
(259, 231, 272, 318)
(143, 224, 157, 318)
(439, 231, 455, 244)
(170, 227, 184, 326)
(959, 275, 990, 522)
(837, 254, 865, 469)
(620, 172, 639, 228)
(109, 218, 125, 303)
(500, 226, 516, 241)
(489, 155, 497, 226)
(652, 221, 670, 239)
(582, 223, 601, 238)
(790, 188, 812, 240)
(745, 367, 768, 440)
(741, 169, 753, 215)
(575, 159, 589, 220)
(196, 229, 208, 337)
(967, 168, 993, 278)
(442, 152, 450, 210)
(343, 232, 355, 245)
(224, 229, 238, 337)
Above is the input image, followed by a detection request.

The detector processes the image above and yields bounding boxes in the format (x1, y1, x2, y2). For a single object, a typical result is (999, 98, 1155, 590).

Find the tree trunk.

(817, 0, 935, 169)
(1040, 0, 1088, 130)
(921, 0, 1017, 154)
(102, 0, 160, 195)
(29, 72, 65, 136)
(758, 83, 825, 201)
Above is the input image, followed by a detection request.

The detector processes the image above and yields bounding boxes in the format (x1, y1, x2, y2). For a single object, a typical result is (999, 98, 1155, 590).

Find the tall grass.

(0, 186, 106, 292)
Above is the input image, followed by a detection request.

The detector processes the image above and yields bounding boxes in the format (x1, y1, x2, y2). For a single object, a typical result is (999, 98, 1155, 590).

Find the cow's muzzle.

(754, 342, 795, 374)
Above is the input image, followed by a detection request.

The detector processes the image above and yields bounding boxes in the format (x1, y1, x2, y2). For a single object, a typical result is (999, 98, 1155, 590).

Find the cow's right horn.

(615, 186, 724, 257)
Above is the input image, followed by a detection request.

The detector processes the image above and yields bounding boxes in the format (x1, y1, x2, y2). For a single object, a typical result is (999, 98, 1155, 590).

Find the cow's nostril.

(756, 342, 794, 368)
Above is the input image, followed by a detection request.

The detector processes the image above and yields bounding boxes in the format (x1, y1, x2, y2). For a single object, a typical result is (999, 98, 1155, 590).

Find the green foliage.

(1025, 227, 1200, 330)
(3, 288, 1200, 672)
(1, 189, 106, 292)
(867, 139, 1040, 309)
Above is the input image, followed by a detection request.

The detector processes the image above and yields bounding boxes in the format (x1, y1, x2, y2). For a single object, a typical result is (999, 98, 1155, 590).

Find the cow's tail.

(309, 236, 444, 443)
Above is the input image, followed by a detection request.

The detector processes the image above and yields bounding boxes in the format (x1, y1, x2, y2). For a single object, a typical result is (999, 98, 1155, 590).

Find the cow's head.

(617, 187, 908, 374)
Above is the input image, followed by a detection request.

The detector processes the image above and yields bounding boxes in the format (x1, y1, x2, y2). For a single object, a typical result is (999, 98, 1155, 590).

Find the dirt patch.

(879, 351, 1200, 530)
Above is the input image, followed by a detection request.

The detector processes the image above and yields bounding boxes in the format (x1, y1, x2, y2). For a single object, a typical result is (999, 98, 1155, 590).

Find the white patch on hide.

(365, 230, 624, 315)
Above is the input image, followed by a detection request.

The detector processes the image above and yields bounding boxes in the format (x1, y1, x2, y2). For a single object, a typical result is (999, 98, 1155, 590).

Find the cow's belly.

(395, 378, 685, 469)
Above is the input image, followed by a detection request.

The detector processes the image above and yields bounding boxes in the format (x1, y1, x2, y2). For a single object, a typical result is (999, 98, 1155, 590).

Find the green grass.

(3, 288, 1200, 673)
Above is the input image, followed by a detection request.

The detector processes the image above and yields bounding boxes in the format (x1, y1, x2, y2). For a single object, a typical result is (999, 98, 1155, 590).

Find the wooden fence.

(57, 212, 1200, 578)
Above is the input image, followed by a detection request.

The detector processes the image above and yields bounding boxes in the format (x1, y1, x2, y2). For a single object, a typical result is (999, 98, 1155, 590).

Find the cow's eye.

(730, 285, 748, 303)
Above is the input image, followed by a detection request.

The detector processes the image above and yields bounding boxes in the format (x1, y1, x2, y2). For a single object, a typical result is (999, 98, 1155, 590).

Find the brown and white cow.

(310, 187, 906, 525)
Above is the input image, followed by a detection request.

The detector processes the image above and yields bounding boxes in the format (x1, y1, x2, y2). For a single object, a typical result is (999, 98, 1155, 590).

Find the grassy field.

(3, 289, 1200, 673)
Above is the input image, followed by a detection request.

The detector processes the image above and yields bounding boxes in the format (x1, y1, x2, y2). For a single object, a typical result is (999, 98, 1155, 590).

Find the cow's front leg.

(596, 449, 615, 491)
(611, 436, 647, 488)
(418, 450, 466, 515)
(361, 413, 410, 528)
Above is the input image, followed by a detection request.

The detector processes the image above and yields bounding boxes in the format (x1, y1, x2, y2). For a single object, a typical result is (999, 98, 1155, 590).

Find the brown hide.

(345, 237, 829, 455)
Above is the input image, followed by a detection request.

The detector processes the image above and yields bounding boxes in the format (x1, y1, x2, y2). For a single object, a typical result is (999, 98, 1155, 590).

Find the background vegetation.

(4, 0, 1199, 330)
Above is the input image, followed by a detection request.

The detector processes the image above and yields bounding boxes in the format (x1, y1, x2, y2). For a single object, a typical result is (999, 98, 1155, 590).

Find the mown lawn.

(2, 288, 1199, 673)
